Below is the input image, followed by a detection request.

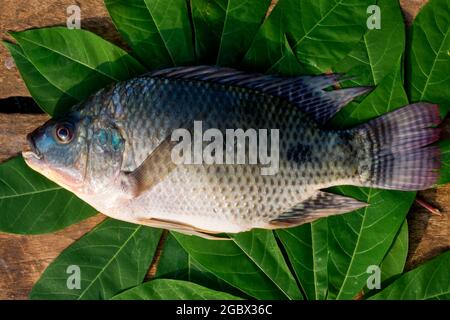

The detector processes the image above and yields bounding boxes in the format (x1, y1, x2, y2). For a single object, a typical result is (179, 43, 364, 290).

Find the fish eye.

(54, 123, 74, 144)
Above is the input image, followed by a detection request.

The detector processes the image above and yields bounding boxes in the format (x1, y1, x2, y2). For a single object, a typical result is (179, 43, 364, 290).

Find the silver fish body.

(24, 66, 442, 237)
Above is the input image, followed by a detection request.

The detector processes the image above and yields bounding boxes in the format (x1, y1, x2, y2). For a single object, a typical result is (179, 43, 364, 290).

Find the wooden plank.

(0, 113, 49, 162)
(0, 0, 447, 300)
(408, 187, 450, 271)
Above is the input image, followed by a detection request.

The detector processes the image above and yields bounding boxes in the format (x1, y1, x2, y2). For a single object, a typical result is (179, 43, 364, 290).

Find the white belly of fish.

(104, 164, 316, 233)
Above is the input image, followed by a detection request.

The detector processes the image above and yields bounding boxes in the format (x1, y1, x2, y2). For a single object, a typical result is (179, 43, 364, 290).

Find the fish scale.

(24, 66, 442, 238)
(76, 77, 362, 232)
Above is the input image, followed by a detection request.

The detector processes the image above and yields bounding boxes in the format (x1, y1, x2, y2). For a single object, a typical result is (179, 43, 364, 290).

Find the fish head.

(23, 111, 125, 195)
(23, 111, 89, 192)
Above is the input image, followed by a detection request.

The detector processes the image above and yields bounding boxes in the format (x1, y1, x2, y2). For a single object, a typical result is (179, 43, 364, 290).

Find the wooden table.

(0, 0, 448, 300)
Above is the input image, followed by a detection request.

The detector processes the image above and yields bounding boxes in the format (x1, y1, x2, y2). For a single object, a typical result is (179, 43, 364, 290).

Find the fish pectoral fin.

(135, 217, 230, 241)
(268, 191, 367, 228)
(122, 138, 177, 198)
(122, 112, 207, 198)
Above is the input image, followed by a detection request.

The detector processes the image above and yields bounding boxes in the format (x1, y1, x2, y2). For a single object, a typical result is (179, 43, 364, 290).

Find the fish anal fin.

(135, 217, 230, 241)
(269, 191, 367, 228)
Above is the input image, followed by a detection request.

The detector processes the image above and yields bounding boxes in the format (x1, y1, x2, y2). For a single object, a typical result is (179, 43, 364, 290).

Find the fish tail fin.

(353, 103, 441, 191)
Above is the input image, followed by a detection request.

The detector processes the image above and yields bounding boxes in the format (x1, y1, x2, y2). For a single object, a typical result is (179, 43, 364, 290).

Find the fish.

(23, 66, 442, 239)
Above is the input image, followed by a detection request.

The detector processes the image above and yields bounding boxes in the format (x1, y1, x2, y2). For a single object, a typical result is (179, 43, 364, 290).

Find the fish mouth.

(23, 133, 42, 160)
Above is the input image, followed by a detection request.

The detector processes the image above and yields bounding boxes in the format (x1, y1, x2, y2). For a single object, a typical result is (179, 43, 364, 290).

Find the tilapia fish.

(23, 66, 441, 239)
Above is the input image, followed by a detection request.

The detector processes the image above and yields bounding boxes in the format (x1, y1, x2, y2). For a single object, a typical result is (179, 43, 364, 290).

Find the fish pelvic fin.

(144, 65, 372, 125)
(352, 103, 442, 191)
(268, 191, 367, 228)
(135, 217, 230, 240)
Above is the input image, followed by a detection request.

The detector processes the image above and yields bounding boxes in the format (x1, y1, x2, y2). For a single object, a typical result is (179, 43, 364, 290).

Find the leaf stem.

(146, 229, 169, 280)
(415, 197, 442, 216)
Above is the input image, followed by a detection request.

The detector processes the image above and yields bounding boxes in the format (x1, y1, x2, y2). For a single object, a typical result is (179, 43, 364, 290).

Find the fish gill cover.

(0, 0, 449, 300)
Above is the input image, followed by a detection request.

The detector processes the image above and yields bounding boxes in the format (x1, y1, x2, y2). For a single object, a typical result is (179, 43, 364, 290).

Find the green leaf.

(112, 279, 243, 300)
(229, 230, 302, 299)
(406, 0, 450, 116)
(172, 230, 302, 300)
(191, 0, 271, 65)
(155, 233, 246, 297)
(326, 187, 415, 300)
(276, 219, 328, 300)
(333, 0, 405, 85)
(321, 23, 416, 298)
(266, 34, 304, 75)
(331, 66, 408, 128)
(438, 140, 450, 184)
(2, 42, 78, 116)
(330, 0, 407, 126)
(30, 219, 162, 300)
(242, 0, 374, 74)
(379, 219, 408, 284)
(362, 219, 409, 299)
(370, 250, 450, 300)
(0, 157, 96, 234)
(105, 0, 195, 69)
(10, 27, 145, 115)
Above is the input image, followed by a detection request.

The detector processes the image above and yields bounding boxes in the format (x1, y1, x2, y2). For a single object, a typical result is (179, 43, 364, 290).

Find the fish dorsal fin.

(145, 66, 372, 124)
(269, 191, 367, 228)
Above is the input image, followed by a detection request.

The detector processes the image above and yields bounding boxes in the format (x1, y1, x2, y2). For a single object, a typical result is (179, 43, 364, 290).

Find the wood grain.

(408, 187, 450, 271)
(0, 113, 49, 162)
(0, 0, 448, 300)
